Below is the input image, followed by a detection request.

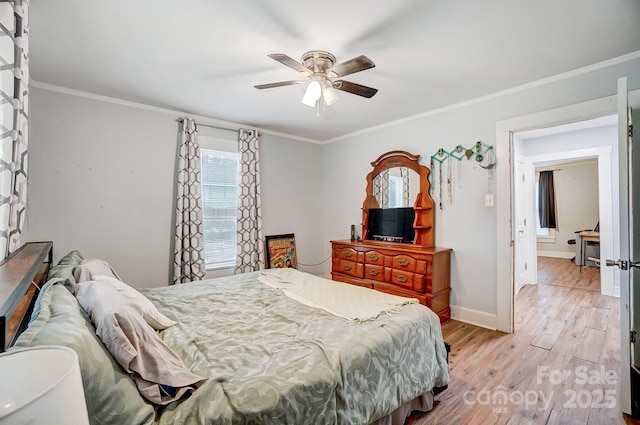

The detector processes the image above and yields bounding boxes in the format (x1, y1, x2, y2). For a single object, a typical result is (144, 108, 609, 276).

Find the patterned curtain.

(373, 174, 381, 206)
(173, 118, 205, 284)
(380, 169, 389, 208)
(0, 1, 29, 260)
(236, 129, 264, 273)
(401, 167, 410, 207)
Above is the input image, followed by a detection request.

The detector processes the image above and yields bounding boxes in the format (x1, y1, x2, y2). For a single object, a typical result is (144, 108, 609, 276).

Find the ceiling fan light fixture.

(301, 79, 322, 107)
(257, 50, 378, 108)
(322, 82, 339, 106)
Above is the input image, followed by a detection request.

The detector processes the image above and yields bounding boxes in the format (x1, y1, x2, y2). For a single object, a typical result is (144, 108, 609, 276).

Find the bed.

(9, 249, 449, 425)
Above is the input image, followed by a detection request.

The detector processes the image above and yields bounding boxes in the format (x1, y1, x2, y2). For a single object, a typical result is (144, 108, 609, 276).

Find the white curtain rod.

(175, 118, 238, 133)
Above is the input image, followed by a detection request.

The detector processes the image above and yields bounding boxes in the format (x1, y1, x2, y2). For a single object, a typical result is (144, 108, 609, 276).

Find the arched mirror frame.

(362, 150, 435, 247)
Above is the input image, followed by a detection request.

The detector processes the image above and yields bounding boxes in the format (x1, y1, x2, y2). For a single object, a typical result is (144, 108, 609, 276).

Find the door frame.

(495, 89, 640, 334)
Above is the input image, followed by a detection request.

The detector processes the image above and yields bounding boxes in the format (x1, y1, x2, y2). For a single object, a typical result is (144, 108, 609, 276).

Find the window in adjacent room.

(535, 179, 556, 243)
(200, 148, 239, 269)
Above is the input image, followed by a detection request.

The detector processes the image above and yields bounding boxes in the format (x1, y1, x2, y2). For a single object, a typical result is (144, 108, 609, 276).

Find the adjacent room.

(1, 1, 640, 424)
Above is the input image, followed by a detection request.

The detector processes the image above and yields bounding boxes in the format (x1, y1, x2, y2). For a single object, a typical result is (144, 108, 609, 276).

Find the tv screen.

(367, 207, 415, 243)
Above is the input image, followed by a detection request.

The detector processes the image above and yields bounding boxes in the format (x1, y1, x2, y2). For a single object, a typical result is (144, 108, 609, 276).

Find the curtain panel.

(0, 0, 29, 260)
(236, 129, 264, 273)
(373, 169, 390, 208)
(538, 170, 557, 229)
(173, 118, 206, 284)
(401, 166, 410, 207)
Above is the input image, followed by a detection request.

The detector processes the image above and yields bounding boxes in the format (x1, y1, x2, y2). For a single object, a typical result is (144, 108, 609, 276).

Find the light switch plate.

(485, 193, 494, 207)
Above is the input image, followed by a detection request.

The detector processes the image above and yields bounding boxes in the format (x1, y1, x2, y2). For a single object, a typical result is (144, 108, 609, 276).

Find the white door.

(514, 159, 528, 293)
(609, 77, 640, 416)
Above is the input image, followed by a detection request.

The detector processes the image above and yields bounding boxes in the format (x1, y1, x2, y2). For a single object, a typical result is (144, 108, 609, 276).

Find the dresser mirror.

(362, 151, 435, 246)
(372, 166, 421, 208)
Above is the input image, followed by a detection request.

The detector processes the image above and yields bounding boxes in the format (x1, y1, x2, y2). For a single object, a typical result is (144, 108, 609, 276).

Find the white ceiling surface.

(30, 1, 640, 143)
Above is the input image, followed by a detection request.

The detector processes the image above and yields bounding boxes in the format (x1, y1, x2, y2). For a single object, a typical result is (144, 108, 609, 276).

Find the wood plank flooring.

(407, 256, 637, 425)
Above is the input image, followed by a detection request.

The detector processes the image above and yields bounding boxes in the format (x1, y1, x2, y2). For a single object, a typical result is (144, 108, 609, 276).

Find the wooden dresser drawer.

(372, 281, 428, 305)
(386, 254, 416, 272)
(387, 269, 426, 292)
(364, 250, 384, 266)
(332, 258, 364, 278)
(332, 273, 374, 289)
(333, 246, 365, 263)
(364, 264, 385, 281)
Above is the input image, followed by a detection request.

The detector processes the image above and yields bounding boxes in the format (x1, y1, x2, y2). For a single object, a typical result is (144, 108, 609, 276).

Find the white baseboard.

(537, 250, 574, 259)
(450, 305, 497, 330)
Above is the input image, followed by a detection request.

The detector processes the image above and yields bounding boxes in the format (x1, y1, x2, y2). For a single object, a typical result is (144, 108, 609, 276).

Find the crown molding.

(325, 50, 640, 144)
(29, 81, 322, 144)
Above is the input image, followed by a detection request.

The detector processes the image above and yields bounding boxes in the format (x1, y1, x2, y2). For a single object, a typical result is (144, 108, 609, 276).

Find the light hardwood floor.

(408, 256, 637, 425)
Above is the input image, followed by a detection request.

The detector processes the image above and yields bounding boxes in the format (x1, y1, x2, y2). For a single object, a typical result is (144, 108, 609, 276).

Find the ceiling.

(29, 1, 640, 143)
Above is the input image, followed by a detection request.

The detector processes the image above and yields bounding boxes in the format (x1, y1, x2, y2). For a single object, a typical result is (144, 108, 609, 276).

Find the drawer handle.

(343, 265, 352, 271)
(397, 275, 408, 283)
(369, 269, 378, 276)
(397, 259, 409, 267)
(344, 251, 353, 258)
(369, 255, 379, 262)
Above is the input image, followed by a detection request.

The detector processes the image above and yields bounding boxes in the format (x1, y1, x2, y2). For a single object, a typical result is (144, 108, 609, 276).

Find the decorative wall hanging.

(428, 141, 496, 209)
(430, 148, 449, 210)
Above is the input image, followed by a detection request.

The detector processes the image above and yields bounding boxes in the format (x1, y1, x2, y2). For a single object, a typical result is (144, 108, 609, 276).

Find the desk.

(577, 231, 599, 273)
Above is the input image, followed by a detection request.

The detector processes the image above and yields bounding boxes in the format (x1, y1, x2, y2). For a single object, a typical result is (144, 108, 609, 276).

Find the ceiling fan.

(254, 50, 378, 108)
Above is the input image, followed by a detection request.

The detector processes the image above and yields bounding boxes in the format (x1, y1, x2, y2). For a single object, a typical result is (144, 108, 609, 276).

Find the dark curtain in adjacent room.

(538, 170, 557, 228)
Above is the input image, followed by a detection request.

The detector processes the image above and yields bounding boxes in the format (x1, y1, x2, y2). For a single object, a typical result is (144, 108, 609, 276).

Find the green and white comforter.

(16, 271, 449, 425)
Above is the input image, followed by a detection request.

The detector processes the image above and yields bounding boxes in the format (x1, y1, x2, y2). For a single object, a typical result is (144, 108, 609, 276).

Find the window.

(535, 180, 556, 242)
(201, 149, 239, 269)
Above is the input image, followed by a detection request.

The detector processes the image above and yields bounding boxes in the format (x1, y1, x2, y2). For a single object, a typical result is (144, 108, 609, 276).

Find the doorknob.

(606, 259, 629, 270)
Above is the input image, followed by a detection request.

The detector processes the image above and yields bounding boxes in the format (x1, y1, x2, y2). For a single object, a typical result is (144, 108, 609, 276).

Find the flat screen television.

(367, 207, 415, 243)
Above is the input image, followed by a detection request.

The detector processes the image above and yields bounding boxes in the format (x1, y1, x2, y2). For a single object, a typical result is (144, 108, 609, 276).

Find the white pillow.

(75, 275, 176, 330)
(74, 258, 123, 283)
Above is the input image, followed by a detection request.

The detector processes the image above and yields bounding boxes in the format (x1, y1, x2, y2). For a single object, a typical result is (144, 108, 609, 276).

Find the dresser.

(331, 239, 451, 323)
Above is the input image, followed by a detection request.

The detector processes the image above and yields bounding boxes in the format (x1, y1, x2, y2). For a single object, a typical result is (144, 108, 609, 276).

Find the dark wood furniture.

(331, 151, 451, 322)
(331, 240, 451, 323)
(0, 241, 53, 351)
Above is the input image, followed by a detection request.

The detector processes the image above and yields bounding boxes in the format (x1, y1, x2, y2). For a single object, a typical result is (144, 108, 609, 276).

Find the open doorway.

(496, 96, 619, 333)
(511, 115, 617, 305)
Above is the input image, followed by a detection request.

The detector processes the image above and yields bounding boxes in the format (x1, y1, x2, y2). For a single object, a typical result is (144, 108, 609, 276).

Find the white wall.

(259, 133, 327, 275)
(25, 87, 325, 288)
(535, 161, 599, 255)
(322, 57, 640, 328)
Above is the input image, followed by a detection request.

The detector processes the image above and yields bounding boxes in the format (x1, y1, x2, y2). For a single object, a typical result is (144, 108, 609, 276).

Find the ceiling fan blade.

(331, 55, 375, 78)
(267, 53, 311, 74)
(254, 80, 305, 89)
(333, 80, 378, 98)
